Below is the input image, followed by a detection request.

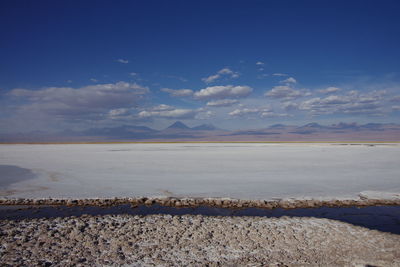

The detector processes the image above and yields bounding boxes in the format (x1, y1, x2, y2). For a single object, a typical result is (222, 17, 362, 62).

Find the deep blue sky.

(1, 0, 400, 132)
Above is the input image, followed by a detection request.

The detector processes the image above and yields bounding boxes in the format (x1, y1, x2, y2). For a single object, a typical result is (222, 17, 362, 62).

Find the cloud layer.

(8, 82, 149, 118)
(299, 90, 387, 115)
(265, 85, 307, 100)
(161, 88, 194, 97)
(194, 85, 252, 100)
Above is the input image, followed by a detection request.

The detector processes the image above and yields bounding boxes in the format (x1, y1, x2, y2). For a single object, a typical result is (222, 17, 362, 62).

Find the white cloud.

(228, 106, 271, 117)
(206, 99, 239, 107)
(282, 101, 299, 111)
(138, 108, 196, 119)
(299, 90, 387, 115)
(280, 77, 297, 84)
(202, 74, 220, 84)
(194, 85, 252, 100)
(260, 111, 289, 118)
(392, 105, 400, 111)
(218, 68, 237, 76)
(152, 104, 175, 111)
(9, 82, 149, 117)
(264, 85, 306, 100)
(137, 104, 201, 119)
(108, 108, 130, 118)
(272, 73, 288, 77)
(195, 110, 215, 119)
(130, 72, 138, 76)
(202, 68, 240, 83)
(90, 78, 98, 83)
(256, 61, 264, 66)
(116, 59, 129, 64)
(318, 87, 341, 94)
(161, 88, 194, 97)
(229, 108, 260, 117)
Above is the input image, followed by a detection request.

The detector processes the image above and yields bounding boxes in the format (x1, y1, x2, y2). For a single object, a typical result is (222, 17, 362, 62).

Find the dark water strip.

(1, 204, 399, 235)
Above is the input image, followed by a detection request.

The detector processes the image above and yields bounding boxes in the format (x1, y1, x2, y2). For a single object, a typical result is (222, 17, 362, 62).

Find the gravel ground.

(1, 214, 400, 266)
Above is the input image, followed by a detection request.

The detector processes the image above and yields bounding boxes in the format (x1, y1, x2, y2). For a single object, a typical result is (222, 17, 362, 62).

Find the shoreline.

(1, 141, 400, 144)
(1, 196, 400, 209)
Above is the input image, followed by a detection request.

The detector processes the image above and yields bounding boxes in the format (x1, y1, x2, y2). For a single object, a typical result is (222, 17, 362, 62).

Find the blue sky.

(1, 0, 400, 133)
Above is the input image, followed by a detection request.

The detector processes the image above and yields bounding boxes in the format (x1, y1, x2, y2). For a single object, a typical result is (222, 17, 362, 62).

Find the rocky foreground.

(1, 214, 400, 266)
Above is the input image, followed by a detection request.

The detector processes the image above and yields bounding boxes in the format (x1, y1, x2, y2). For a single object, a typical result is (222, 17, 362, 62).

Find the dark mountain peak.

(302, 122, 324, 128)
(166, 121, 191, 130)
(331, 122, 358, 129)
(192, 124, 217, 131)
(268, 124, 286, 129)
(361, 123, 383, 129)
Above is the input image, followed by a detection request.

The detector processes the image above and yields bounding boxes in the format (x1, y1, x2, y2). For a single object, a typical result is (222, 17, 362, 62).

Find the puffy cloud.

(9, 81, 149, 117)
(228, 106, 271, 117)
(195, 110, 215, 119)
(318, 87, 341, 94)
(138, 108, 196, 119)
(228, 106, 288, 118)
(282, 101, 299, 111)
(194, 85, 252, 100)
(152, 104, 175, 111)
(299, 90, 386, 115)
(272, 73, 288, 77)
(202, 68, 240, 83)
(116, 59, 129, 64)
(108, 108, 130, 118)
(202, 74, 219, 84)
(300, 97, 344, 113)
(229, 108, 260, 117)
(161, 88, 194, 97)
(138, 104, 200, 119)
(256, 61, 264, 65)
(264, 85, 306, 100)
(280, 77, 297, 84)
(206, 99, 239, 107)
(260, 111, 289, 118)
(218, 68, 239, 77)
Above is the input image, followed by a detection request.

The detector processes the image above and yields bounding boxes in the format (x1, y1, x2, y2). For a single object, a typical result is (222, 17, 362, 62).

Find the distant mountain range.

(1, 121, 400, 142)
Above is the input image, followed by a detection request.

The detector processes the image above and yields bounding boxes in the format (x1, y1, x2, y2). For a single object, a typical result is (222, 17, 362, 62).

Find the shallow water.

(1, 204, 399, 234)
(0, 165, 36, 187)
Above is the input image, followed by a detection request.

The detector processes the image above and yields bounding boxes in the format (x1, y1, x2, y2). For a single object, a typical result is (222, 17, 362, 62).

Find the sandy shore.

(1, 214, 400, 266)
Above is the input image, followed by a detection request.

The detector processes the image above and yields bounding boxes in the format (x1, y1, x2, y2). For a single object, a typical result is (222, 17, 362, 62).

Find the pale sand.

(1, 214, 400, 266)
